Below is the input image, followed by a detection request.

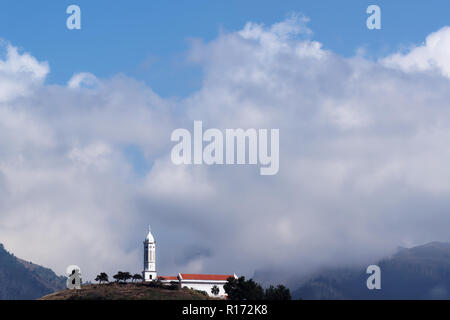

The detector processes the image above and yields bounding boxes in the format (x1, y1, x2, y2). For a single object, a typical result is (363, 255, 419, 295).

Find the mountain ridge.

(293, 242, 450, 300)
(0, 243, 66, 300)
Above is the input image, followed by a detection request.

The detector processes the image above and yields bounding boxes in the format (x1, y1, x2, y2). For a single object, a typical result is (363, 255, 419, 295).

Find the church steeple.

(145, 225, 155, 242)
(143, 225, 157, 281)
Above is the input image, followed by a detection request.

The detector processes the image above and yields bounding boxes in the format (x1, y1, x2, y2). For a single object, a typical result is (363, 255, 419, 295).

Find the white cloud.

(383, 26, 450, 78)
(143, 157, 215, 200)
(0, 44, 48, 80)
(2, 18, 450, 286)
(0, 44, 48, 102)
(68, 72, 99, 89)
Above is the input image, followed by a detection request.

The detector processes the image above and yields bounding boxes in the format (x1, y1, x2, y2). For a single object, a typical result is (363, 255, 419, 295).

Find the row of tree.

(95, 272, 143, 284)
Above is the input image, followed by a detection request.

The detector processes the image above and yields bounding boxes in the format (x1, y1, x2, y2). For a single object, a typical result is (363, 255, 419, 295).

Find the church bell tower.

(143, 225, 157, 281)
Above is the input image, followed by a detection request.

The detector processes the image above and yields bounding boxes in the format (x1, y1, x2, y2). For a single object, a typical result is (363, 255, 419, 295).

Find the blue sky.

(3, 1, 450, 281)
(1, 0, 449, 97)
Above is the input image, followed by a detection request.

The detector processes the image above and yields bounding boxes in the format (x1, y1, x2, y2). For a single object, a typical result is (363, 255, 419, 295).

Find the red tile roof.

(159, 276, 178, 281)
(179, 274, 235, 281)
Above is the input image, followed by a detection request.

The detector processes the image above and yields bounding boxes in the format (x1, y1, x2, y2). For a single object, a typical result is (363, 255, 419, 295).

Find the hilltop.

(40, 283, 217, 300)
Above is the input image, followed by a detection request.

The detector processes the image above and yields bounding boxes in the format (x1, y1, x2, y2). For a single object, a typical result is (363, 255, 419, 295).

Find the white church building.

(143, 226, 236, 298)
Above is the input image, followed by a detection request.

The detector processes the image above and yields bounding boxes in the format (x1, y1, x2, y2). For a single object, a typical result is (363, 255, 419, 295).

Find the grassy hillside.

(40, 283, 218, 300)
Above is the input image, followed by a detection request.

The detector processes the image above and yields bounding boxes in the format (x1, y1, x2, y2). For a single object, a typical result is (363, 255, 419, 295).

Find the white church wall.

(180, 281, 228, 298)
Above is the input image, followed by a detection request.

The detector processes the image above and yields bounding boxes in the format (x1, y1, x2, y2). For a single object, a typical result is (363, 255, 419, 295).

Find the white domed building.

(142, 226, 236, 298)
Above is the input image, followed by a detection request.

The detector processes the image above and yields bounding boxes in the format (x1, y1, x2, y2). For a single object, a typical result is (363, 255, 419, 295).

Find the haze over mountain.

(0, 243, 66, 300)
(293, 242, 450, 300)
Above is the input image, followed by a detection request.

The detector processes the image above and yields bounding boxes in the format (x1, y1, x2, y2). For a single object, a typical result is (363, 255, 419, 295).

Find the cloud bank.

(1, 16, 450, 285)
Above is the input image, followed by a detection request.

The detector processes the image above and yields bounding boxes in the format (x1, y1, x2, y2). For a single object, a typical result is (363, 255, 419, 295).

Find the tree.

(113, 271, 124, 283)
(122, 272, 132, 283)
(153, 279, 163, 288)
(211, 285, 220, 296)
(224, 276, 264, 300)
(264, 285, 291, 300)
(168, 281, 179, 291)
(95, 272, 109, 284)
(112, 271, 132, 283)
(132, 274, 143, 283)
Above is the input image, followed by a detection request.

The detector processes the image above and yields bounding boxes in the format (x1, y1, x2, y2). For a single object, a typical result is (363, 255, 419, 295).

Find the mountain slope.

(293, 242, 450, 300)
(0, 243, 66, 300)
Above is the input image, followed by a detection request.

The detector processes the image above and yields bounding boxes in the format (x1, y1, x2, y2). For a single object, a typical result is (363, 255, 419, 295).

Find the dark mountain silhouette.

(0, 243, 66, 300)
(293, 242, 450, 300)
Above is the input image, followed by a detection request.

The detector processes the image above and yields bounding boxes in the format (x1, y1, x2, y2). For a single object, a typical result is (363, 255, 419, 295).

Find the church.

(143, 226, 236, 298)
